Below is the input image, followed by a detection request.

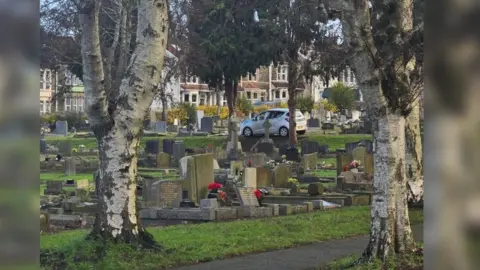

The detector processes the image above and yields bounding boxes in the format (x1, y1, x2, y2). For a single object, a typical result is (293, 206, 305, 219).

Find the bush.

(166, 103, 197, 125)
(296, 95, 315, 114)
(328, 82, 356, 111)
(197, 105, 229, 120)
(320, 99, 338, 113)
(236, 95, 254, 116)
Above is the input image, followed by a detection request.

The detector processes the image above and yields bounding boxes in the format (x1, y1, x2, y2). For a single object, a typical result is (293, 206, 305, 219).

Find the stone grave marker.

(55, 121, 68, 136)
(262, 119, 273, 143)
(301, 140, 320, 155)
(201, 116, 214, 133)
(336, 152, 352, 176)
(145, 139, 161, 154)
(321, 122, 334, 130)
(318, 144, 329, 155)
(360, 139, 374, 153)
(235, 187, 259, 206)
(257, 142, 274, 156)
(167, 124, 179, 133)
(245, 153, 268, 167)
(196, 110, 205, 130)
(163, 139, 175, 155)
(45, 181, 63, 195)
(352, 145, 367, 165)
(226, 116, 242, 160)
(230, 160, 243, 176)
(256, 167, 273, 187)
(213, 159, 220, 170)
(301, 153, 317, 170)
(345, 141, 361, 154)
(40, 139, 46, 154)
(243, 167, 257, 188)
(307, 118, 320, 127)
(364, 153, 374, 176)
(154, 121, 167, 133)
(146, 180, 183, 208)
(64, 158, 76, 176)
(285, 148, 300, 161)
(156, 152, 170, 168)
(181, 153, 214, 204)
(172, 140, 185, 162)
(179, 156, 192, 179)
(273, 163, 291, 188)
(58, 141, 72, 156)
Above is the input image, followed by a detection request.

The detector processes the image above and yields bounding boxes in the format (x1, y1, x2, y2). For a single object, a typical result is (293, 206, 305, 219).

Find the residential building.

(238, 63, 306, 103)
(178, 73, 227, 107)
(40, 68, 55, 114)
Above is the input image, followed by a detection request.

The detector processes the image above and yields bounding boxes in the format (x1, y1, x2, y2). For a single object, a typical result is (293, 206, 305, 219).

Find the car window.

(267, 111, 284, 119)
(257, 112, 267, 120)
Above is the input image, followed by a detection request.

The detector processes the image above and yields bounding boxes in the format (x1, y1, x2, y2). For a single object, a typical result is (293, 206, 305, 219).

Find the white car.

(239, 108, 307, 137)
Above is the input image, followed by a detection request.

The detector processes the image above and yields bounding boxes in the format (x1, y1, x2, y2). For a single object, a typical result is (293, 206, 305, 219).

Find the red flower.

(254, 189, 262, 199)
(343, 164, 350, 171)
(218, 191, 226, 201)
(208, 182, 223, 190)
(247, 160, 252, 167)
(208, 144, 212, 148)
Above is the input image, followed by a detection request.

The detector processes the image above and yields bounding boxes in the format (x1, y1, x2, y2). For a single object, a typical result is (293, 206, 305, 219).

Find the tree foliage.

(236, 95, 254, 116)
(328, 82, 355, 112)
(295, 95, 315, 114)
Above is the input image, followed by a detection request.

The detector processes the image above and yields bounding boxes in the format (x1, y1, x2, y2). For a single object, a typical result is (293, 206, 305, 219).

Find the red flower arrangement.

(343, 164, 350, 171)
(208, 144, 212, 149)
(218, 191, 226, 201)
(208, 182, 223, 190)
(254, 189, 262, 199)
(247, 160, 252, 167)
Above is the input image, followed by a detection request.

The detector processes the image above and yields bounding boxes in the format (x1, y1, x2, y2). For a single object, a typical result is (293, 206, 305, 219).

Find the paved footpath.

(172, 224, 423, 270)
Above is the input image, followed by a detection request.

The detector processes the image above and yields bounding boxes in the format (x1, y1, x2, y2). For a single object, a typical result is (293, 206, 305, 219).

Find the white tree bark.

(405, 98, 423, 203)
(79, 0, 169, 244)
(330, 0, 416, 261)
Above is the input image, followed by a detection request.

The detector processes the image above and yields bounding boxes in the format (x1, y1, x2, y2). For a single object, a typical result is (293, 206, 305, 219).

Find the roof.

(181, 83, 210, 91)
(271, 81, 305, 90)
(241, 81, 270, 90)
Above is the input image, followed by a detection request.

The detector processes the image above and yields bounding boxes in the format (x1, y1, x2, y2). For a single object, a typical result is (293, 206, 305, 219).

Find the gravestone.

(257, 142, 274, 156)
(162, 139, 175, 155)
(230, 160, 243, 176)
(196, 110, 205, 130)
(156, 152, 170, 168)
(318, 144, 329, 155)
(58, 141, 72, 156)
(167, 124, 179, 133)
(243, 167, 257, 188)
(279, 144, 289, 157)
(262, 119, 273, 143)
(154, 121, 167, 133)
(235, 187, 259, 206)
(336, 152, 353, 175)
(256, 167, 273, 187)
(321, 122, 335, 130)
(182, 153, 214, 204)
(40, 139, 46, 154)
(145, 139, 161, 154)
(345, 141, 361, 154)
(179, 156, 193, 179)
(307, 118, 320, 127)
(285, 148, 300, 162)
(172, 140, 185, 162)
(213, 159, 220, 170)
(64, 158, 76, 176)
(301, 153, 317, 170)
(227, 116, 242, 160)
(360, 139, 374, 153)
(364, 153, 374, 176)
(55, 121, 68, 136)
(145, 180, 183, 208)
(245, 153, 268, 167)
(352, 146, 367, 165)
(201, 117, 214, 133)
(301, 140, 320, 155)
(273, 164, 291, 188)
(45, 181, 63, 195)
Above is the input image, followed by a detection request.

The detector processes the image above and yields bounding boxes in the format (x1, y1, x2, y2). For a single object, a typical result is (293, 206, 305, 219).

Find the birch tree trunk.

(333, 0, 416, 262)
(405, 98, 423, 203)
(79, 0, 169, 245)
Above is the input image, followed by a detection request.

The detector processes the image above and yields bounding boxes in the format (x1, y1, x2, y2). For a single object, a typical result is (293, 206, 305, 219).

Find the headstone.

(179, 156, 193, 179)
(196, 110, 205, 130)
(40, 139, 46, 154)
(145, 139, 161, 154)
(235, 187, 260, 206)
(172, 140, 185, 162)
(230, 160, 243, 176)
(262, 119, 273, 143)
(45, 181, 63, 195)
(301, 153, 317, 170)
(301, 140, 320, 155)
(352, 146, 367, 165)
(162, 139, 175, 155)
(273, 164, 291, 188)
(345, 141, 360, 154)
(145, 180, 182, 208)
(213, 159, 220, 170)
(285, 147, 300, 161)
(167, 124, 179, 133)
(156, 152, 170, 168)
(321, 122, 334, 130)
(243, 167, 257, 188)
(226, 116, 242, 160)
(307, 118, 320, 127)
(58, 141, 72, 156)
(307, 183, 324, 196)
(364, 153, 374, 176)
(199, 198, 218, 209)
(200, 117, 214, 133)
(336, 152, 352, 176)
(257, 142, 274, 155)
(245, 153, 268, 167)
(154, 121, 167, 133)
(279, 144, 289, 157)
(64, 158, 76, 176)
(55, 121, 68, 136)
(360, 139, 374, 153)
(181, 153, 214, 204)
(255, 167, 273, 187)
(318, 144, 329, 155)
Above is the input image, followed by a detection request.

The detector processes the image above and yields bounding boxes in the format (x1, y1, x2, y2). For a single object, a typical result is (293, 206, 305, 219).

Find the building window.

(277, 65, 288, 81)
(247, 73, 256, 81)
(282, 91, 286, 98)
(184, 94, 189, 102)
(45, 70, 51, 89)
(65, 96, 71, 111)
(40, 101, 44, 113)
(40, 70, 45, 90)
(191, 94, 197, 103)
(78, 97, 84, 112)
(253, 92, 258, 99)
(275, 91, 280, 99)
(246, 92, 251, 99)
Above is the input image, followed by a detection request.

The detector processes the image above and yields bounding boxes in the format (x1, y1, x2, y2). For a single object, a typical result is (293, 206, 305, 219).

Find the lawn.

(44, 134, 372, 151)
(40, 206, 423, 270)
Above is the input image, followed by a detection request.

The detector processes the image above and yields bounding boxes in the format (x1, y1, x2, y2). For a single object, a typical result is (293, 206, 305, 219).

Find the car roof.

(266, 108, 301, 113)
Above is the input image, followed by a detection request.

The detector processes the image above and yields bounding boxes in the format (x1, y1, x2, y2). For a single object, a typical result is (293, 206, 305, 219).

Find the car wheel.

(243, 127, 253, 137)
(297, 130, 306, 135)
(279, 127, 289, 137)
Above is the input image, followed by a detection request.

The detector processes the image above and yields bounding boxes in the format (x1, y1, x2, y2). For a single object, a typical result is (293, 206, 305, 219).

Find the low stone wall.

(262, 195, 347, 206)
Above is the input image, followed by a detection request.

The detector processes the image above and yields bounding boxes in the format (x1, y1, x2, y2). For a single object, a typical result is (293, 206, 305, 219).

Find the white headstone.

(179, 156, 193, 179)
(196, 110, 204, 129)
(213, 159, 220, 170)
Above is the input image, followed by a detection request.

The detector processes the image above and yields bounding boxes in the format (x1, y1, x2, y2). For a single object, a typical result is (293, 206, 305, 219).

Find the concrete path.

(172, 224, 423, 270)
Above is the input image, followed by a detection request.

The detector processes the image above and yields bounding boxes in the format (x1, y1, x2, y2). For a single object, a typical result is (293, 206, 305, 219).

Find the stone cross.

(228, 116, 239, 160)
(263, 119, 272, 141)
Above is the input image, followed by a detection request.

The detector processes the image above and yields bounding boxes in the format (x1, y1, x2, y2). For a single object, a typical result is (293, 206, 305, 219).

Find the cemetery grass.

(40, 206, 423, 270)
(321, 243, 424, 270)
(44, 134, 371, 150)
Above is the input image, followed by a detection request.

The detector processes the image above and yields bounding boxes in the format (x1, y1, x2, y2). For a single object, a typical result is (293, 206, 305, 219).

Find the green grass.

(40, 206, 422, 270)
(44, 134, 372, 151)
(323, 244, 424, 269)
